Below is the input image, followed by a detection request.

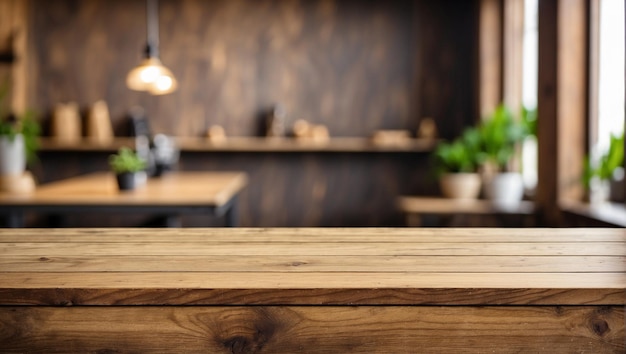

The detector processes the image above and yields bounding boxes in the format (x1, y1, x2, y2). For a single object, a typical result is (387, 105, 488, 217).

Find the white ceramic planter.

(0, 134, 26, 176)
(484, 172, 524, 208)
(588, 177, 610, 205)
(440, 173, 481, 200)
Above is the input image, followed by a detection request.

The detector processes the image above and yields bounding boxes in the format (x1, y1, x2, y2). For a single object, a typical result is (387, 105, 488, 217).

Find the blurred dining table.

(0, 171, 248, 227)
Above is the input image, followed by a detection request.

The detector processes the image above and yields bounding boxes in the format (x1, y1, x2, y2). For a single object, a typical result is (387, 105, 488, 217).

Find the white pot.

(0, 134, 26, 176)
(440, 173, 481, 200)
(484, 172, 524, 208)
(589, 177, 610, 205)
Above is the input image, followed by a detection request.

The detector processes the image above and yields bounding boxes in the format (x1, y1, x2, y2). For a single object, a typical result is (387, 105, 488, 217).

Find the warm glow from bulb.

(139, 66, 160, 83)
(127, 57, 177, 95)
(155, 75, 172, 90)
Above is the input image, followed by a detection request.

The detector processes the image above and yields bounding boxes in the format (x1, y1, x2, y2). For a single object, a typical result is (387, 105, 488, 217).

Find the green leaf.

(109, 147, 146, 173)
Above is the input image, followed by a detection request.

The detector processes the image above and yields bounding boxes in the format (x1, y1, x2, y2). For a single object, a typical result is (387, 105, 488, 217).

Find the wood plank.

(0, 227, 623, 243)
(1, 255, 623, 273)
(2, 241, 625, 256)
(1, 287, 623, 306)
(0, 306, 622, 353)
(1, 272, 624, 290)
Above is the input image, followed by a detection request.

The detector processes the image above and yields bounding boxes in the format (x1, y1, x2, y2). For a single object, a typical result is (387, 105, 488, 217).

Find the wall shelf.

(38, 137, 437, 153)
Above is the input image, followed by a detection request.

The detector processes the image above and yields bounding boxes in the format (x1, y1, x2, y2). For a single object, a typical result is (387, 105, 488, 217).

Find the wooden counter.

(0, 228, 624, 352)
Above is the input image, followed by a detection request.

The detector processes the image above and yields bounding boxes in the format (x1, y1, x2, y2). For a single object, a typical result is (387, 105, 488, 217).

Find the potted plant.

(583, 132, 624, 204)
(0, 79, 40, 177)
(478, 104, 528, 207)
(434, 127, 484, 199)
(109, 147, 147, 191)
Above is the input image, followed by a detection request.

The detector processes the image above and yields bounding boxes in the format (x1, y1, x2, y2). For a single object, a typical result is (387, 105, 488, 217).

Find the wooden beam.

(537, 0, 588, 225)
(503, 0, 525, 113)
(10, 0, 28, 114)
(479, 0, 504, 119)
(557, 0, 588, 203)
(537, 0, 559, 224)
(0, 0, 29, 114)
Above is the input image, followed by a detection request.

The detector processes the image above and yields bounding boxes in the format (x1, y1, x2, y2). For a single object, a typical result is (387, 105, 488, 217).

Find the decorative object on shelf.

(292, 120, 329, 142)
(126, 0, 177, 95)
(128, 106, 152, 138)
(478, 104, 528, 208)
(206, 125, 226, 143)
(86, 100, 114, 144)
(520, 107, 538, 195)
(109, 147, 147, 191)
(434, 127, 483, 200)
(51, 102, 81, 143)
(0, 131, 25, 176)
(151, 134, 179, 176)
(0, 171, 36, 193)
(0, 79, 40, 193)
(583, 132, 624, 204)
(265, 104, 287, 137)
(371, 130, 411, 146)
(417, 117, 438, 140)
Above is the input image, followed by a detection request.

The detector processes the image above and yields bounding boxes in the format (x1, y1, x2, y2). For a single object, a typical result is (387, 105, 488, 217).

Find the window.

(589, 0, 625, 203)
(594, 0, 625, 155)
(521, 0, 538, 193)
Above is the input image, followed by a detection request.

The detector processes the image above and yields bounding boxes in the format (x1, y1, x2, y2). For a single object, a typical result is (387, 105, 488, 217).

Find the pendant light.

(126, 0, 177, 95)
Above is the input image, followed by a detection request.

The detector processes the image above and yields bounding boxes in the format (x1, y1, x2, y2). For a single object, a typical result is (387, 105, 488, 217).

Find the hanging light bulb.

(126, 0, 177, 95)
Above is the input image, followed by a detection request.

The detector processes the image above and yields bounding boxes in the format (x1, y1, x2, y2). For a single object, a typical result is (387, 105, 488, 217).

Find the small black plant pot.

(116, 172, 137, 191)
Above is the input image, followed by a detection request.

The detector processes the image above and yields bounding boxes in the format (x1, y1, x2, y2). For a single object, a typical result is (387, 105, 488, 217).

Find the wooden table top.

(0, 227, 624, 306)
(0, 171, 248, 207)
(397, 196, 535, 214)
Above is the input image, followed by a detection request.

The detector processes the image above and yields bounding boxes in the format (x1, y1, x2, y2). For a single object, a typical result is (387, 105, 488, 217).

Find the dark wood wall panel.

(29, 0, 425, 137)
(415, 0, 479, 139)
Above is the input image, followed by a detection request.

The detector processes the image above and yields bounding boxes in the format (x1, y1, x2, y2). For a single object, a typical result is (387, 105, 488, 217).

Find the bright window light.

(596, 0, 625, 155)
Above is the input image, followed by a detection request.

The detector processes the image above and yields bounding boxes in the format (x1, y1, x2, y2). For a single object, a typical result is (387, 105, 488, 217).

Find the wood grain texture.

(0, 306, 623, 353)
(0, 227, 624, 352)
(0, 228, 624, 303)
(1, 287, 623, 307)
